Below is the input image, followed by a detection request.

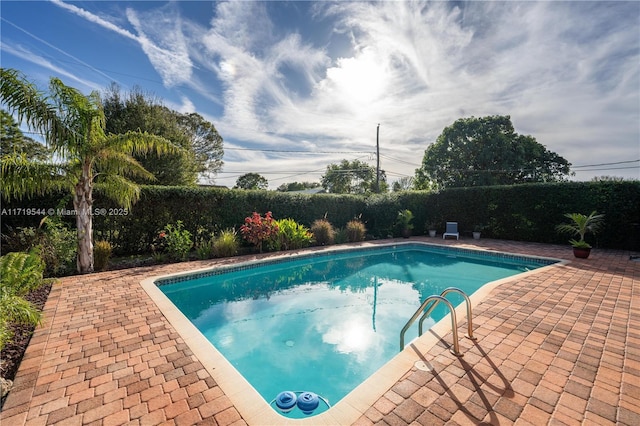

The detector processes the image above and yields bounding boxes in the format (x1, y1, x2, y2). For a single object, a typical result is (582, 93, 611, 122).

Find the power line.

(225, 147, 371, 154)
(217, 168, 374, 176)
(571, 159, 640, 169)
(1, 17, 121, 85)
(572, 166, 639, 172)
(379, 153, 420, 167)
(270, 155, 374, 182)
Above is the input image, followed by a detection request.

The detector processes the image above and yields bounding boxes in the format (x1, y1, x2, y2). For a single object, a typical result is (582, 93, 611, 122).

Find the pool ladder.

(400, 287, 477, 356)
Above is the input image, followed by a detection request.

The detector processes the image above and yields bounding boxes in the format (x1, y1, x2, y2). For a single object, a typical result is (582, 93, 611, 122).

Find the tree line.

(238, 115, 573, 192)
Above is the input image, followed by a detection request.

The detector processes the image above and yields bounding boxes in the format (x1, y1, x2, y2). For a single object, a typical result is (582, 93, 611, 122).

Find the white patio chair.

(443, 222, 459, 240)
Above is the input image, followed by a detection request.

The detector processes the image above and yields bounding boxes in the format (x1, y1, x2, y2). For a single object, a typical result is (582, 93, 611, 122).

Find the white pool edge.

(140, 242, 566, 425)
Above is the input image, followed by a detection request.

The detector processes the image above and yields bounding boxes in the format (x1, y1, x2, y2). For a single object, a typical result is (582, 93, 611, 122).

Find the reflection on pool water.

(158, 243, 554, 418)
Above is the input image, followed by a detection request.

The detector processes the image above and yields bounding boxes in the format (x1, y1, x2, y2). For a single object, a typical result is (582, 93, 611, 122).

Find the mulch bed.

(0, 282, 52, 409)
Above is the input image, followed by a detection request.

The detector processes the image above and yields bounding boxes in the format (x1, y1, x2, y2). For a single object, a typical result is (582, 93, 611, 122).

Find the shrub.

(94, 240, 112, 271)
(311, 219, 335, 246)
(160, 221, 193, 261)
(195, 227, 215, 260)
(0, 249, 48, 351)
(0, 226, 38, 255)
(334, 228, 349, 244)
(38, 219, 77, 277)
(213, 229, 239, 257)
(1, 219, 76, 277)
(151, 251, 167, 264)
(240, 212, 279, 253)
(346, 219, 367, 242)
(272, 218, 313, 251)
(150, 231, 167, 263)
(195, 240, 214, 260)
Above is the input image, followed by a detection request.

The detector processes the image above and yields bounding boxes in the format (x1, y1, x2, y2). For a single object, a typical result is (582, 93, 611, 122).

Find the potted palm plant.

(555, 211, 604, 259)
(396, 209, 414, 238)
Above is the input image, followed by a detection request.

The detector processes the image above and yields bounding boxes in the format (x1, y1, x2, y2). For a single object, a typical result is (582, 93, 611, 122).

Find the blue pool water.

(158, 243, 554, 418)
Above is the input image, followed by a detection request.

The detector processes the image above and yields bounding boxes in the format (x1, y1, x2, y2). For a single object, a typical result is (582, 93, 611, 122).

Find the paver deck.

(1, 238, 638, 425)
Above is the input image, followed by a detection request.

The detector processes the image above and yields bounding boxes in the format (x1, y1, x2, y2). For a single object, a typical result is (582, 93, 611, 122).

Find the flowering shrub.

(240, 211, 279, 253)
(150, 231, 167, 263)
(158, 221, 193, 261)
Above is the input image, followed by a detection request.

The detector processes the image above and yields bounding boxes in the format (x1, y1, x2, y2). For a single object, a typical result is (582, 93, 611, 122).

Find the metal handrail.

(399, 287, 476, 356)
(419, 287, 476, 341)
(400, 295, 461, 355)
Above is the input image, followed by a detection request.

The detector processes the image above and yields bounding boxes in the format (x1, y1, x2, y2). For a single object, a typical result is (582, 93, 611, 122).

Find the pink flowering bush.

(152, 221, 192, 262)
(239, 211, 279, 253)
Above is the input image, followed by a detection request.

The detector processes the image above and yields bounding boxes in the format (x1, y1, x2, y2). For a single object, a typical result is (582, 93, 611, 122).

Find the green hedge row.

(420, 182, 640, 249)
(2, 181, 639, 255)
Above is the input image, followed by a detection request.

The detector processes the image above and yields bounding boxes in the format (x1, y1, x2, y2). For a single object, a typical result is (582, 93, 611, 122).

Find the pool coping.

(140, 241, 566, 425)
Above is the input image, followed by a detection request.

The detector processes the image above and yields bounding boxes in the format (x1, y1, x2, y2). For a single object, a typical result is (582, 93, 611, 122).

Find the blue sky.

(1, 0, 639, 188)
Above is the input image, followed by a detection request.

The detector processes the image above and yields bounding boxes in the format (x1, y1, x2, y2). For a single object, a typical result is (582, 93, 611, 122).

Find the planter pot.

(473, 232, 481, 240)
(428, 230, 436, 237)
(402, 229, 412, 238)
(573, 247, 591, 259)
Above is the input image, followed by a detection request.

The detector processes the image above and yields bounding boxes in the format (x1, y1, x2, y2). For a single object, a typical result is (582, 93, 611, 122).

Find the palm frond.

(106, 131, 182, 157)
(1, 154, 70, 200)
(0, 68, 61, 139)
(556, 211, 605, 242)
(93, 149, 155, 182)
(93, 175, 141, 209)
(48, 78, 106, 157)
(0, 250, 46, 295)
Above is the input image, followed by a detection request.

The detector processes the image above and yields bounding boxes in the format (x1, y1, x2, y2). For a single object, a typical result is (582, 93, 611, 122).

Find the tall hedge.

(423, 182, 639, 249)
(2, 181, 638, 255)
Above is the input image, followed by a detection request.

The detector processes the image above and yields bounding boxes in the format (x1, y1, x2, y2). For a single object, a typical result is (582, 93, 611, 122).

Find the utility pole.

(376, 123, 380, 193)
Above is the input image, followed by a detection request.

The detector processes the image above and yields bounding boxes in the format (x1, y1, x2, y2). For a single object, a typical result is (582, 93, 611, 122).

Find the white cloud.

(200, 2, 332, 143)
(52, 0, 194, 88)
(44, 0, 640, 186)
(50, 0, 138, 41)
(164, 95, 196, 115)
(125, 6, 193, 87)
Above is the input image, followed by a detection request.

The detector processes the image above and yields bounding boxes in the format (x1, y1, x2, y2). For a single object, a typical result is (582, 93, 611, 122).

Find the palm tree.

(1, 68, 180, 273)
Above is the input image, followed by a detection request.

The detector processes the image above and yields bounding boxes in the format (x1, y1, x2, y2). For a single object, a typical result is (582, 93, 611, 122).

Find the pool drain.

(285, 340, 295, 347)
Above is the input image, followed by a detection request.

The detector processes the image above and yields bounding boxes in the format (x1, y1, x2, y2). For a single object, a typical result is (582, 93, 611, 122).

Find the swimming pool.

(148, 242, 558, 420)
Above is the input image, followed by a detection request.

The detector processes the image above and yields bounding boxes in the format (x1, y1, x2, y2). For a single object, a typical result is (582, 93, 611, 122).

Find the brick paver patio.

(1, 238, 638, 425)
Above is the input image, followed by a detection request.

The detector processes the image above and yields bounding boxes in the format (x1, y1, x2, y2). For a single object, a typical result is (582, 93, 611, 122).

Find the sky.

(1, 0, 639, 188)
